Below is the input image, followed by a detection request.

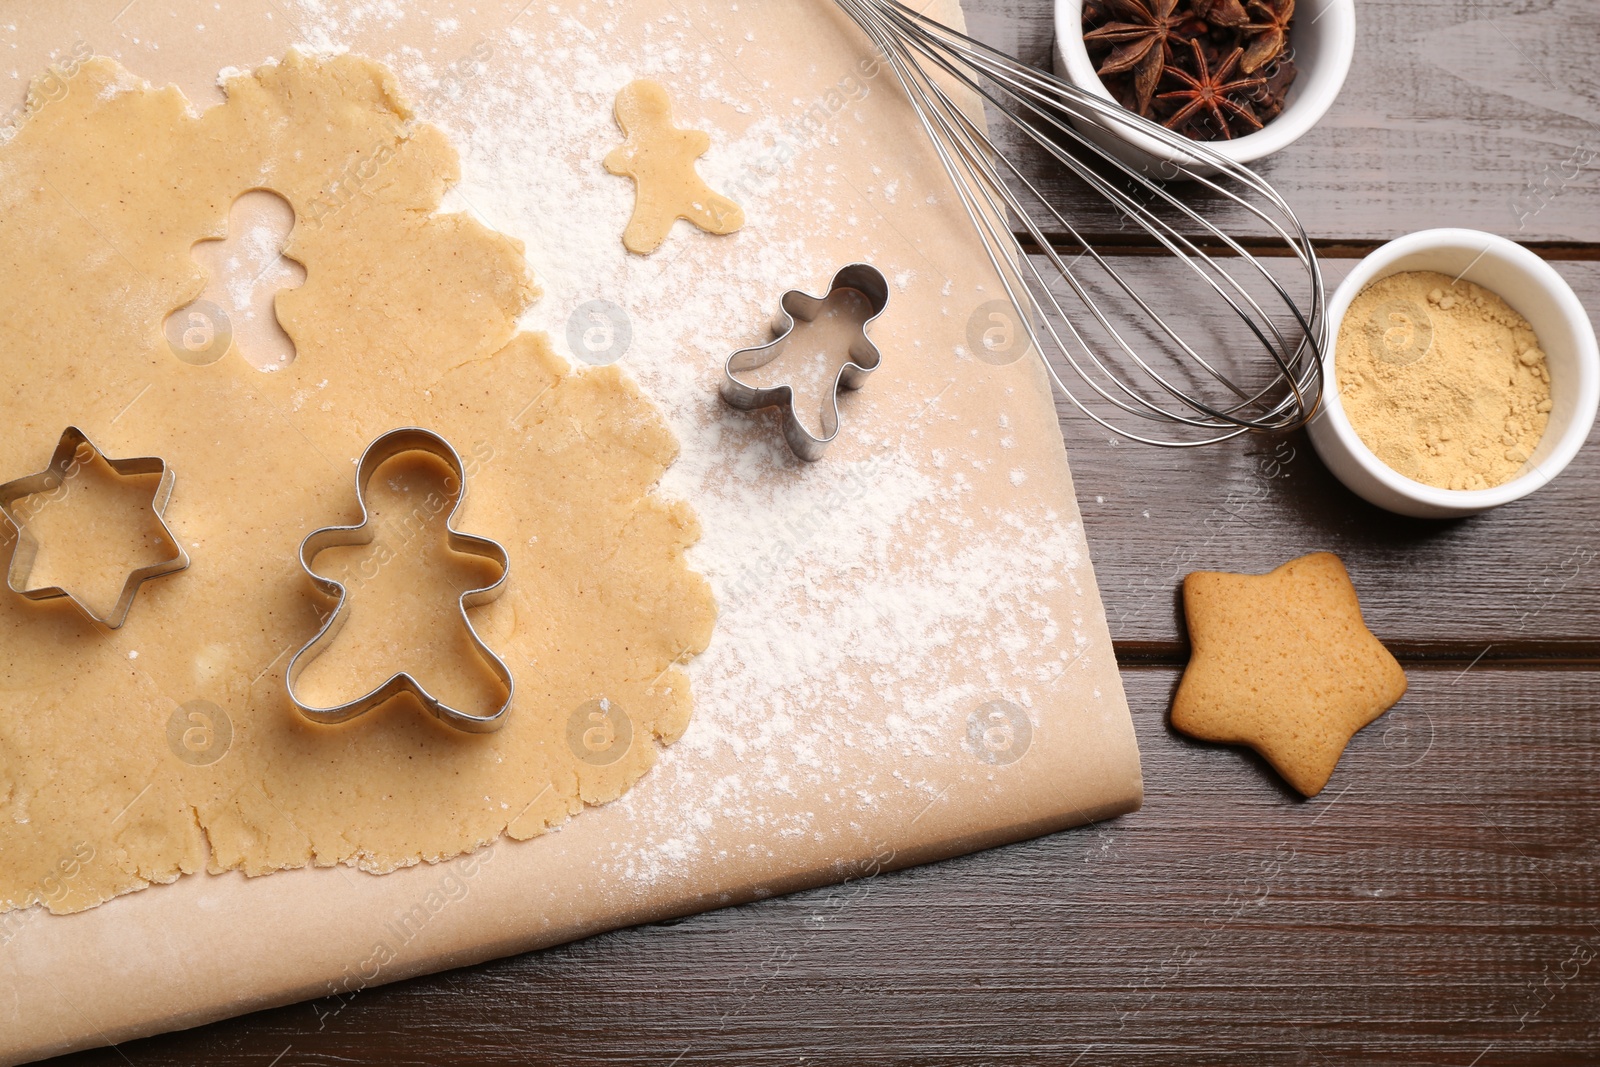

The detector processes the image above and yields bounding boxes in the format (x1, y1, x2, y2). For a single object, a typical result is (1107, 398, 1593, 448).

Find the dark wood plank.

(964, 0, 1600, 247)
(51, 665, 1600, 1066)
(1037, 256, 1600, 656)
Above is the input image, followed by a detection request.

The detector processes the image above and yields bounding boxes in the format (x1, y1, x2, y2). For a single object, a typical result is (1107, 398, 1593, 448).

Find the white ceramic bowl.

(1307, 229, 1599, 518)
(1052, 0, 1355, 176)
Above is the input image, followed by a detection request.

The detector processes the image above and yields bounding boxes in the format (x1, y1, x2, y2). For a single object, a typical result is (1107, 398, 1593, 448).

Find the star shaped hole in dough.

(0, 427, 188, 629)
(1170, 552, 1408, 797)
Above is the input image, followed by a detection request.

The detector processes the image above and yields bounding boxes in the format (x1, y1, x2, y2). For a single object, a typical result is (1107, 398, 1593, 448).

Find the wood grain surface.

(969, 0, 1600, 248)
(1057, 259, 1600, 657)
(44, 0, 1600, 1063)
(55, 667, 1600, 1066)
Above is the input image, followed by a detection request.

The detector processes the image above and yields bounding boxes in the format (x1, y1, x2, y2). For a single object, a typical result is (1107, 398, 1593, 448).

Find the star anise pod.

(1239, 0, 1294, 73)
(1193, 0, 1250, 29)
(1245, 53, 1297, 122)
(1157, 39, 1267, 139)
(1082, 0, 1187, 116)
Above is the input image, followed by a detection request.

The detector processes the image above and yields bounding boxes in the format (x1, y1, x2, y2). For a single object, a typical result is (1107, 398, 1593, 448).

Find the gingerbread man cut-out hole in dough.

(603, 79, 745, 255)
(164, 190, 306, 371)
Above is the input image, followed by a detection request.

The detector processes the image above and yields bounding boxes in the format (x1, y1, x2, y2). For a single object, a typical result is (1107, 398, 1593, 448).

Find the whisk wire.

(884, 0, 1319, 417)
(865, 7, 1301, 434)
(833, 0, 1202, 437)
(834, 0, 1326, 447)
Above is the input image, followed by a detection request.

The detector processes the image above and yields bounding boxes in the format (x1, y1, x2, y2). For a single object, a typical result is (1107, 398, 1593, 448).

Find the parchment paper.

(0, 1, 1142, 1061)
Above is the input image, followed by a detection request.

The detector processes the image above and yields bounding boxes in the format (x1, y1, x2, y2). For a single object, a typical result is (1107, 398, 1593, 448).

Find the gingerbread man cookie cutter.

(286, 427, 513, 734)
(720, 263, 890, 462)
(0, 426, 189, 629)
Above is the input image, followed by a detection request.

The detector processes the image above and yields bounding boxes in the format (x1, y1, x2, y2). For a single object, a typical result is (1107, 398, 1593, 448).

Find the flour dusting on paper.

(331, 5, 1106, 886)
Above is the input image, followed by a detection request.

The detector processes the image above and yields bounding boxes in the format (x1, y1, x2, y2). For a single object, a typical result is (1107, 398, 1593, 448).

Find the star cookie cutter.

(720, 262, 889, 462)
(285, 427, 514, 734)
(0, 426, 189, 629)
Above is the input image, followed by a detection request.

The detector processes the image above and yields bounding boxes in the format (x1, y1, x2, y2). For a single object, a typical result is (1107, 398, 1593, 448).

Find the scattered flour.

(269, 1, 1095, 887)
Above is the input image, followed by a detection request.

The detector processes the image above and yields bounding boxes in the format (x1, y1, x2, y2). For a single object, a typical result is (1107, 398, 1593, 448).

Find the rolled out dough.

(0, 51, 716, 915)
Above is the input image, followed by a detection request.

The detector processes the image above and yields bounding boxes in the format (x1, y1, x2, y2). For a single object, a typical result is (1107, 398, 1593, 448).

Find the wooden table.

(53, 0, 1600, 1063)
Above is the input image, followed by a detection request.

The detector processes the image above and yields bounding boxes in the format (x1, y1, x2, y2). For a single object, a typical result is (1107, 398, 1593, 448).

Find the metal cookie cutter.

(0, 426, 189, 629)
(286, 427, 513, 734)
(721, 262, 889, 462)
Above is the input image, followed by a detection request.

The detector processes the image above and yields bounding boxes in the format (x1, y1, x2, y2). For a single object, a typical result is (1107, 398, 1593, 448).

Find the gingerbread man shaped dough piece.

(603, 79, 745, 255)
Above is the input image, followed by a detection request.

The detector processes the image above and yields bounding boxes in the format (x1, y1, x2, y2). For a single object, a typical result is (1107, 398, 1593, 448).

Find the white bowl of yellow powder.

(1309, 228, 1598, 518)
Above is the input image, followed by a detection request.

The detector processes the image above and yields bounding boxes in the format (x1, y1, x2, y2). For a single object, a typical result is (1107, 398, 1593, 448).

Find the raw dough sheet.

(0, 0, 1143, 1061)
(0, 48, 717, 917)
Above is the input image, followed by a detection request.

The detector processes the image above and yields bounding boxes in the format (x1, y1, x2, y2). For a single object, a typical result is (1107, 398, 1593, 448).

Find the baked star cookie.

(1171, 552, 1407, 797)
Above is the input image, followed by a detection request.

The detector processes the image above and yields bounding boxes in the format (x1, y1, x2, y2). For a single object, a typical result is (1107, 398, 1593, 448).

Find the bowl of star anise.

(1053, 0, 1354, 174)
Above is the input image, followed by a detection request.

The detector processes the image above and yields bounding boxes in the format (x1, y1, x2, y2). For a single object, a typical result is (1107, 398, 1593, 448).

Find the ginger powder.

(1336, 270, 1552, 491)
